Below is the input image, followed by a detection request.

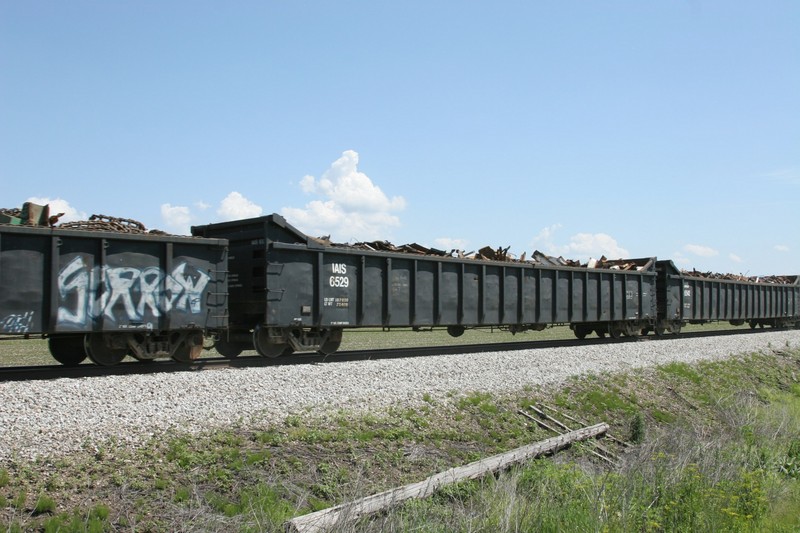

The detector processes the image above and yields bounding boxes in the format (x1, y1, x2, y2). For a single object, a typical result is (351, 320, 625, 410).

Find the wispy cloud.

(684, 244, 719, 258)
(728, 253, 743, 263)
(282, 150, 406, 241)
(763, 167, 800, 185)
(671, 251, 689, 266)
(532, 224, 563, 245)
(774, 244, 790, 252)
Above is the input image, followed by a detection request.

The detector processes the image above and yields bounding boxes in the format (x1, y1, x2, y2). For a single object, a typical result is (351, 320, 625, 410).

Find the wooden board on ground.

(286, 422, 609, 533)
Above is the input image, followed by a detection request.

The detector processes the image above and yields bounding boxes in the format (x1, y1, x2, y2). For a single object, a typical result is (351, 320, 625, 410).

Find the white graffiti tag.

(0, 311, 34, 333)
(57, 256, 210, 326)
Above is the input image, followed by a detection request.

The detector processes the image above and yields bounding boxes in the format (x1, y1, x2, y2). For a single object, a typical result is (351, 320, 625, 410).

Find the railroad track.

(0, 327, 775, 383)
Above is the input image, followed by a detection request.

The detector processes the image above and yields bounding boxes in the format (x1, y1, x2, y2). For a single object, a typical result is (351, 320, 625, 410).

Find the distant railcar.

(0, 224, 228, 365)
(656, 260, 800, 332)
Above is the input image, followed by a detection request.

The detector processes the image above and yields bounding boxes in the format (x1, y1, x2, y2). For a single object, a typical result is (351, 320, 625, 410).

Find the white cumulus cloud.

(161, 204, 192, 235)
(282, 150, 406, 241)
(559, 233, 630, 259)
(684, 244, 719, 258)
(26, 197, 87, 223)
(531, 224, 629, 260)
(217, 192, 263, 221)
(774, 244, 789, 252)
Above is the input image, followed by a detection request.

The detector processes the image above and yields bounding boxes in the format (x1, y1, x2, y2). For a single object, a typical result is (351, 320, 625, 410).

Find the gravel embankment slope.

(2, 330, 799, 461)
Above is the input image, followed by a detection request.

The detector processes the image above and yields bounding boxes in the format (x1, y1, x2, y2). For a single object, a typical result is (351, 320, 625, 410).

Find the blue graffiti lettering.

(0, 311, 34, 333)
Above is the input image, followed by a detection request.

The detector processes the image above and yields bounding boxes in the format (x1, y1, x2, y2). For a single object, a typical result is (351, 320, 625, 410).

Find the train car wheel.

(622, 323, 639, 338)
(318, 338, 342, 355)
(573, 324, 590, 339)
(215, 339, 244, 359)
(654, 326, 665, 336)
(48, 335, 88, 366)
(171, 342, 200, 363)
(253, 327, 287, 358)
(256, 342, 288, 358)
(85, 333, 128, 366)
(447, 325, 466, 338)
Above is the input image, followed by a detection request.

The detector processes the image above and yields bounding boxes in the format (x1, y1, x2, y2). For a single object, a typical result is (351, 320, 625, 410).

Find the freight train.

(1, 211, 798, 366)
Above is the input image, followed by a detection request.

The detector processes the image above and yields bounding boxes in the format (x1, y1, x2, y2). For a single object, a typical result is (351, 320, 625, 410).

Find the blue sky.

(1, 1, 798, 276)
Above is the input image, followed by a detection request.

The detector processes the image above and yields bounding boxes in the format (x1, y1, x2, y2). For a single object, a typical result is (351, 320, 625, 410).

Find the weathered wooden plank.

(285, 422, 609, 533)
(539, 402, 631, 447)
(518, 409, 616, 465)
(526, 405, 620, 461)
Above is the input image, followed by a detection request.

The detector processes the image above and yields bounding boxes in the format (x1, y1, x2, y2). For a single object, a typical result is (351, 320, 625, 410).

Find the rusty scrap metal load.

(321, 235, 652, 271)
(0, 203, 60, 226)
(59, 214, 167, 235)
(681, 269, 797, 285)
(1, 203, 167, 235)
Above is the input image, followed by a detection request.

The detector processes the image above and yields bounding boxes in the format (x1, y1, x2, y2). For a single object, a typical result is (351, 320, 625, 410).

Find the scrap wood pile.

(682, 269, 797, 285)
(319, 236, 652, 270)
(530, 251, 652, 271)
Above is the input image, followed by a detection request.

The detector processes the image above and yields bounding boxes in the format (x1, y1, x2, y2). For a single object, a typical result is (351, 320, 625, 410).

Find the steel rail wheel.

(48, 335, 88, 366)
(253, 325, 288, 358)
(215, 338, 244, 359)
(84, 333, 128, 366)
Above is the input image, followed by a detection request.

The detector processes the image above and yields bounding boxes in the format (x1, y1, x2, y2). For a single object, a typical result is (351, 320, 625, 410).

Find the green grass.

(0, 338, 54, 366)
(659, 360, 703, 383)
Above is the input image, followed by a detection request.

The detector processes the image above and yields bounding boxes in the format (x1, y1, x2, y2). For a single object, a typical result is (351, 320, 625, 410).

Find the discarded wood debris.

(519, 407, 620, 465)
(322, 233, 659, 270)
(681, 269, 797, 285)
(539, 403, 631, 448)
(324, 231, 795, 282)
(285, 423, 609, 533)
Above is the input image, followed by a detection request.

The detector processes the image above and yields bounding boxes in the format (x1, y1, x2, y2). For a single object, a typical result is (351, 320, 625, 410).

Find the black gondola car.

(193, 214, 659, 357)
(656, 260, 800, 332)
(0, 224, 228, 365)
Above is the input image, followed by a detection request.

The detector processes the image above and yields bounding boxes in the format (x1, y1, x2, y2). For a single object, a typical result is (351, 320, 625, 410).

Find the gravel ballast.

(2, 330, 799, 461)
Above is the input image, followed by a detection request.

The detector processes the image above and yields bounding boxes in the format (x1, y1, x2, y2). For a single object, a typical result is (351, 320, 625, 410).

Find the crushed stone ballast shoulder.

(1, 330, 799, 461)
